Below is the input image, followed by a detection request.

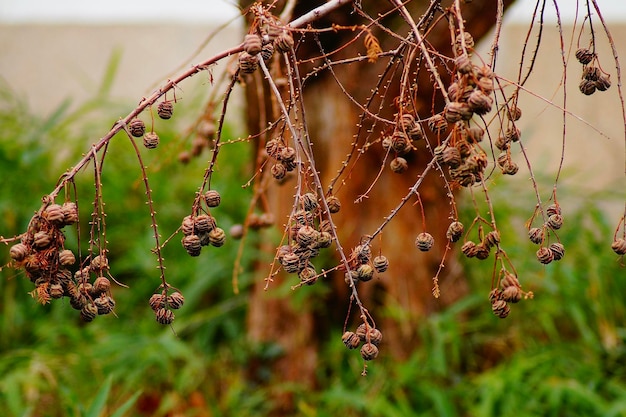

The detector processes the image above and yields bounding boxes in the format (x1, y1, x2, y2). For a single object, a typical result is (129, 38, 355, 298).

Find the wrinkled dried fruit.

(415, 232, 435, 252)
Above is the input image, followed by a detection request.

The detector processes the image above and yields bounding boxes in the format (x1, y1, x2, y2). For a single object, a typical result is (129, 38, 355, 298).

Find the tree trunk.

(241, 0, 515, 411)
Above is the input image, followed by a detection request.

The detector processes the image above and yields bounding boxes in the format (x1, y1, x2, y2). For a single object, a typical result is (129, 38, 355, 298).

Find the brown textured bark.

(241, 0, 515, 412)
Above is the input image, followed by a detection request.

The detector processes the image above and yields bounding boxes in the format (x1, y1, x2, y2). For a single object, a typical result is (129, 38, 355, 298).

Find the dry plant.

(1, 0, 625, 374)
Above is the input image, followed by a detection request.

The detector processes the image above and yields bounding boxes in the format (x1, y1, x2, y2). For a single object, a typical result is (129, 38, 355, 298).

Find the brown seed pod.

(528, 227, 544, 245)
(10, 243, 29, 262)
(409, 124, 425, 141)
(157, 100, 173, 119)
(58, 249, 75, 266)
(500, 270, 520, 288)
(488, 288, 502, 302)
(611, 238, 626, 255)
(92, 276, 110, 294)
(44, 204, 65, 225)
(357, 263, 374, 282)
(445, 101, 473, 123)
(355, 243, 372, 264)
(491, 299, 510, 318)
(468, 90, 493, 115)
(49, 282, 64, 299)
(446, 221, 464, 242)
(149, 293, 166, 311)
(270, 162, 287, 180)
(296, 225, 318, 247)
(428, 114, 448, 134)
(415, 232, 435, 252)
(501, 161, 519, 176)
(455, 54, 474, 74)
(575, 48, 595, 64)
(301, 193, 318, 212)
(298, 266, 318, 285)
(167, 291, 185, 310)
(536, 247, 554, 264)
(390, 157, 408, 173)
(95, 294, 115, 315)
(373, 255, 389, 273)
(461, 241, 478, 258)
(62, 202, 79, 225)
(546, 203, 561, 216)
(579, 79, 596, 95)
(391, 131, 412, 155)
(80, 303, 98, 322)
(194, 214, 216, 234)
(143, 132, 160, 149)
(33, 231, 52, 249)
(442, 147, 462, 168)
(583, 66, 601, 81)
(360, 342, 379, 361)
(327, 196, 341, 213)
(204, 190, 221, 208)
(155, 307, 175, 325)
(474, 243, 490, 260)
(208, 227, 226, 247)
(342, 331, 361, 349)
(397, 113, 416, 133)
(265, 138, 282, 158)
(275, 31, 294, 53)
(455, 31, 475, 52)
(129, 119, 146, 137)
(182, 234, 202, 256)
(501, 285, 522, 303)
(314, 231, 333, 249)
(546, 214, 563, 230)
(595, 75, 611, 91)
(484, 230, 501, 248)
(508, 105, 522, 121)
(549, 242, 565, 261)
(261, 43, 274, 62)
(90, 255, 109, 271)
(279, 146, 296, 163)
(70, 293, 87, 311)
(505, 126, 521, 142)
(238, 51, 258, 74)
(495, 135, 511, 151)
(243, 33, 263, 55)
(467, 126, 485, 143)
(281, 252, 300, 274)
(181, 215, 195, 236)
(294, 210, 314, 226)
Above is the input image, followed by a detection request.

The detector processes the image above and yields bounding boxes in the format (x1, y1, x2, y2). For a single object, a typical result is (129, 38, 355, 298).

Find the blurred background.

(0, 1, 625, 416)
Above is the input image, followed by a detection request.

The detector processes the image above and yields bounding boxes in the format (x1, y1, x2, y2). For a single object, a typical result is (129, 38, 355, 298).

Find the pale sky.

(0, 0, 624, 23)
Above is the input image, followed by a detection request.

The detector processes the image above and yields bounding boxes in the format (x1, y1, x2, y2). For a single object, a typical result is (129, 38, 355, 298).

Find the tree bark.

(240, 0, 515, 411)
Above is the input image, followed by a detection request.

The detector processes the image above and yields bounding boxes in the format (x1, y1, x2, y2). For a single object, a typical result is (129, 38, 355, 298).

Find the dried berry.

(80, 303, 98, 322)
(301, 193, 318, 212)
(261, 43, 274, 61)
(33, 231, 52, 249)
(528, 227, 544, 245)
(238, 51, 258, 74)
(342, 331, 361, 349)
(491, 299, 510, 318)
(167, 291, 185, 309)
(327, 196, 341, 213)
(149, 293, 166, 311)
(204, 190, 221, 208)
(10, 243, 29, 262)
(536, 247, 554, 264)
(595, 75, 611, 91)
(90, 255, 109, 271)
(270, 163, 287, 180)
(546, 214, 563, 230)
(58, 249, 75, 266)
(575, 48, 595, 64)
(93, 276, 111, 294)
(501, 285, 522, 303)
(446, 221, 464, 242)
(157, 100, 174, 119)
(415, 232, 435, 252)
(95, 294, 115, 315)
(194, 214, 216, 234)
(474, 243, 490, 260)
(155, 307, 175, 325)
(355, 244, 372, 264)
(428, 114, 448, 134)
(549, 242, 565, 261)
(356, 264, 374, 282)
(373, 255, 389, 273)
(208, 227, 226, 247)
(129, 119, 146, 137)
(296, 225, 318, 247)
(243, 33, 262, 55)
(182, 234, 202, 256)
(44, 204, 65, 225)
(484, 230, 501, 248)
(275, 31, 294, 53)
(461, 241, 478, 258)
(143, 132, 160, 149)
(390, 157, 408, 173)
(579, 79, 596, 95)
(468, 90, 493, 115)
(62, 202, 79, 225)
(508, 105, 522, 121)
(360, 342, 379, 361)
(546, 204, 561, 216)
(611, 238, 626, 255)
